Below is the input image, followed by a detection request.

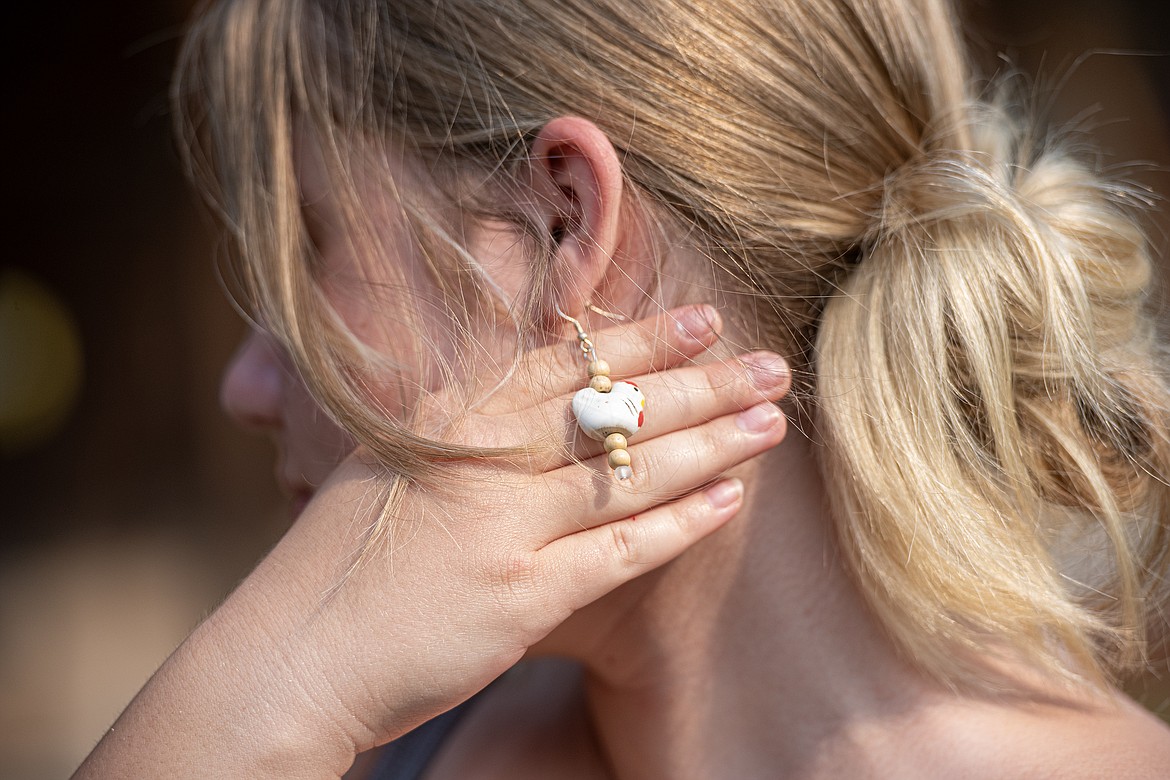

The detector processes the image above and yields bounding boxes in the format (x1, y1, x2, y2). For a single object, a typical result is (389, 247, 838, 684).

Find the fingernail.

(675, 305, 721, 347)
(736, 401, 782, 433)
(706, 478, 743, 509)
(743, 352, 788, 390)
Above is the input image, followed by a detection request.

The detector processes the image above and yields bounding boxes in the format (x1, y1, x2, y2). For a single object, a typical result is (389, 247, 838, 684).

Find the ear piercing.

(557, 305, 646, 480)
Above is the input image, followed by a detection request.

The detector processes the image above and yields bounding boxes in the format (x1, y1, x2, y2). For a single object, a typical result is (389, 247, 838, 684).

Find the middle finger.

(483, 351, 790, 473)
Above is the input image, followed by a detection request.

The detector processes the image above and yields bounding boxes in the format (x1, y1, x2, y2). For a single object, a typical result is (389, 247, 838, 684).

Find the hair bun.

(866, 111, 1151, 351)
(818, 107, 1170, 685)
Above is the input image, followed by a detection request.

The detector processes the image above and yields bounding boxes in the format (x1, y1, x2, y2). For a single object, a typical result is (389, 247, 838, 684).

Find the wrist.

(73, 571, 360, 779)
(180, 591, 361, 776)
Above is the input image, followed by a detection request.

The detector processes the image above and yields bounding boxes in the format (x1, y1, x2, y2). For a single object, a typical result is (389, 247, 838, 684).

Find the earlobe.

(529, 116, 625, 324)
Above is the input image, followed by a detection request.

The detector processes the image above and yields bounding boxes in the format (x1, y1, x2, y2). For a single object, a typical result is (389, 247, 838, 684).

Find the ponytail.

(817, 110, 1170, 687)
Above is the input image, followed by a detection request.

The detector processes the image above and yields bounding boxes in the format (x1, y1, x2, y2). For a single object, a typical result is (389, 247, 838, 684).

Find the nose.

(220, 331, 284, 431)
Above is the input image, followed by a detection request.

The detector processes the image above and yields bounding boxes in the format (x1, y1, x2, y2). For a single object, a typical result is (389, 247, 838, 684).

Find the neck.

(535, 433, 935, 778)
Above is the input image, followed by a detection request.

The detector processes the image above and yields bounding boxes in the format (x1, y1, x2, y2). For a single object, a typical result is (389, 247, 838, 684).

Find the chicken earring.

(557, 305, 646, 481)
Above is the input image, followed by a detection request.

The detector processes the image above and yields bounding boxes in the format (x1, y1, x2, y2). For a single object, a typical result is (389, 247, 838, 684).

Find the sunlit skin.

(220, 121, 1170, 779)
(73, 118, 1170, 780)
(219, 327, 1170, 780)
(218, 132, 534, 516)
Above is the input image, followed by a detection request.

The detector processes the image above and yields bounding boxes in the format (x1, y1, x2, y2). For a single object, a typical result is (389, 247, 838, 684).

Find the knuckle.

(717, 358, 756, 401)
(642, 332, 668, 368)
(624, 444, 670, 489)
(698, 420, 728, 456)
(619, 420, 738, 500)
(608, 519, 645, 563)
(706, 359, 741, 393)
(673, 495, 707, 537)
(662, 364, 719, 402)
(638, 427, 716, 482)
(484, 548, 541, 604)
(479, 547, 566, 639)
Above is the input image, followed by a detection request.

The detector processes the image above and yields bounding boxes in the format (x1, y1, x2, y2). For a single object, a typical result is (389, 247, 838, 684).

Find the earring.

(556, 304, 646, 481)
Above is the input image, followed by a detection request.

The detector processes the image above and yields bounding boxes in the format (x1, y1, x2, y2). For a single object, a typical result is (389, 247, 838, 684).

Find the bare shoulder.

(1084, 700, 1170, 778)
(914, 690, 1170, 779)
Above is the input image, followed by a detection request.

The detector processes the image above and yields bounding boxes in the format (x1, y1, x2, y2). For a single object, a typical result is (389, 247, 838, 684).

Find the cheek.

(464, 219, 532, 304)
(313, 205, 528, 421)
(310, 221, 445, 417)
(318, 262, 465, 423)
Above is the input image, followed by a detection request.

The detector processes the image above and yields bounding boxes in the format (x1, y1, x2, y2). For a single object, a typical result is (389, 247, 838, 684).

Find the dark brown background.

(2, 1, 1169, 776)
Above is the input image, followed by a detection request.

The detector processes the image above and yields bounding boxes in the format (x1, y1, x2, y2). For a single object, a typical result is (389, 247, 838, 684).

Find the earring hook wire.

(554, 303, 597, 364)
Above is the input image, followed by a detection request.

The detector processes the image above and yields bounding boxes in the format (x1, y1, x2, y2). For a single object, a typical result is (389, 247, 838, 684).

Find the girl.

(77, 0, 1170, 776)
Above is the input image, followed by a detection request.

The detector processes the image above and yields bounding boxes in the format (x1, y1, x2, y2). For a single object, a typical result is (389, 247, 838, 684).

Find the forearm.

(71, 571, 359, 779)
(70, 317, 782, 776)
(72, 461, 455, 779)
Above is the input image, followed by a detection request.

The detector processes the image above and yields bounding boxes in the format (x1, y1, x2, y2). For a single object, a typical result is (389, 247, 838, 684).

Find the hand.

(73, 305, 791, 779)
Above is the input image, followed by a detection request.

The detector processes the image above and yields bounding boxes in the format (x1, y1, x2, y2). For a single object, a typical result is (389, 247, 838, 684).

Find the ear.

(528, 116, 624, 329)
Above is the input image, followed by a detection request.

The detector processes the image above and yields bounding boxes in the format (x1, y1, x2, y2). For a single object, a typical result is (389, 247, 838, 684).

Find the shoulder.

(1028, 696, 1170, 779)
(914, 690, 1170, 779)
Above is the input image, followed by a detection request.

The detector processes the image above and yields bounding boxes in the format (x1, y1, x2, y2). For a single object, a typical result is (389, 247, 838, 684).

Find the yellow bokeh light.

(0, 268, 85, 455)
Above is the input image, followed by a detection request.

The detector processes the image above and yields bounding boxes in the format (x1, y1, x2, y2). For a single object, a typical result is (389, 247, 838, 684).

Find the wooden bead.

(589, 375, 613, 393)
(587, 359, 611, 378)
(604, 433, 627, 452)
(608, 449, 632, 469)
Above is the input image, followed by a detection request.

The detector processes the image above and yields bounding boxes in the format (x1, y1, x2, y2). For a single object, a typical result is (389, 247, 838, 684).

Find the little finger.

(538, 478, 745, 611)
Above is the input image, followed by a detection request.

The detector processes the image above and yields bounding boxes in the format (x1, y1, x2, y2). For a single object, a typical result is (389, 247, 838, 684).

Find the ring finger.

(536, 398, 787, 542)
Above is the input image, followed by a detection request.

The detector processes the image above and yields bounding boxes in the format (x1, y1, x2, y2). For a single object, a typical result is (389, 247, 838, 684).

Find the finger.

(540, 399, 786, 540)
(538, 478, 744, 611)
(480, 351, 789, 472)
(594, 351, 789, 449)
(581, 351, 791, 466)
(493, 304, 723, 412)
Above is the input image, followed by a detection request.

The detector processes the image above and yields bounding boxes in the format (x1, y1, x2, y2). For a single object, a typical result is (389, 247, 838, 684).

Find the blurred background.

(2, 1, 1170, 777)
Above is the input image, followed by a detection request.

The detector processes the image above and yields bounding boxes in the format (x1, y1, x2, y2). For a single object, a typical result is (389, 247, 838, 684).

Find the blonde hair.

(175, 0, 1170, 689)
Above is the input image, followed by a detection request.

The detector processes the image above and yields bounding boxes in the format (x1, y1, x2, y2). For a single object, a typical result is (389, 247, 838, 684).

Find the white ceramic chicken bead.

(571, 380, 646, 441)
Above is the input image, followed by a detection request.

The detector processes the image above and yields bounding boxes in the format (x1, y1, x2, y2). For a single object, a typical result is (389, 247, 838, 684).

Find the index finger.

(512, 304, 723, 405)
